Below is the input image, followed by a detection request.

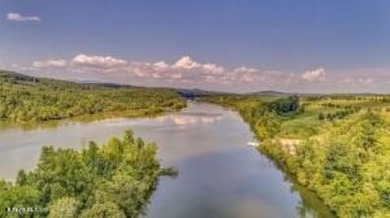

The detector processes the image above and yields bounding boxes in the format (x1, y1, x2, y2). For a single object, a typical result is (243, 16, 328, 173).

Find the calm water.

(0, 102, 333, 218)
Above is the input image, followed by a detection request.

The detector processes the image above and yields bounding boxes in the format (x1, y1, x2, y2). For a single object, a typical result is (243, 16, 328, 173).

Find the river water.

(0, 102, 333, 218)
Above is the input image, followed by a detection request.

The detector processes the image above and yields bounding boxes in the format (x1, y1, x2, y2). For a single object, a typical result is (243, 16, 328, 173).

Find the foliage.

(293, 111, 389, 217)
(267, 95, 300, 116)
(200, 94, 390, 217)
(0, 130, 171, 218)
(0, 71, 186, 123)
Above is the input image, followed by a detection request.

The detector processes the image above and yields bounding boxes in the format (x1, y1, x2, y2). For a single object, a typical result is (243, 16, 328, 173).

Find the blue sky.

(1, 0, 389, 92)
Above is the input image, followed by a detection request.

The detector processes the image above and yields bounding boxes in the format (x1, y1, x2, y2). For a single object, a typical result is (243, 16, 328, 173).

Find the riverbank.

(0, 104, 186, 132)
(198, 95, 390, 217)
(0, 70, 186, 124)
(0, 102, 333, 217)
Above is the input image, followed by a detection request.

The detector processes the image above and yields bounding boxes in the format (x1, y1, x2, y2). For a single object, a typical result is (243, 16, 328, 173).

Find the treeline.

(318, 109, 358, 121)
(0, 130, 175, 218)
(319, 103, 360, 110)
(306, 103, 361, 121)
(305, 95, 387, 102)
(200, 95, 390, 217)
(266, 95, 302, 116)
(0, 71, 186, 123)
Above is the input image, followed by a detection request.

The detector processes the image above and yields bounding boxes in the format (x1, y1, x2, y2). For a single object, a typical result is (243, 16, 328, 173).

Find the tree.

(80, 202, 126, 218)
(0, 130, 166, 218)
(254, 112, 281, 140)
(318, 113, 325, 120)
(0, 71, 186, 123)
(48, 197, 78, 218)
(267, 95, 300, 115)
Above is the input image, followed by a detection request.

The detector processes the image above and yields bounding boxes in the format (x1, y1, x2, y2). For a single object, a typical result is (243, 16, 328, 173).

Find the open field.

(278, 96, 390, 139)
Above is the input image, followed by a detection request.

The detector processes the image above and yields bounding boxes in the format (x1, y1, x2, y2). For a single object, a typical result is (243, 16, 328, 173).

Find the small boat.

(247, 141, 259, 147)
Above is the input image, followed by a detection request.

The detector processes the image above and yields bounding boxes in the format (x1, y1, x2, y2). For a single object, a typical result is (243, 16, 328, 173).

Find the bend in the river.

(0, 102, 333, 218)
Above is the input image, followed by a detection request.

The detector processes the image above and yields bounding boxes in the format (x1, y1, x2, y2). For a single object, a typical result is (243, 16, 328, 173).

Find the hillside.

(0, 71, 186, 123)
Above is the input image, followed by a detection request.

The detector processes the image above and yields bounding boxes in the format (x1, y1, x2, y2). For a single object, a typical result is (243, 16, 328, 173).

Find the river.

(0, 102, 333, 218)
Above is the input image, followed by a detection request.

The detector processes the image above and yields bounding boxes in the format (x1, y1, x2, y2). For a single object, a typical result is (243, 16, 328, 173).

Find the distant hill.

(0, 71, 147, 90)
(175, 88, 229, 99)
(0, 70, 40, 83)
(250, 90, 388, 97)
(1, 70, 387, 97)
(249, 90, 292, 97)
(80, 82, 141, 89)
(0, 70, 82, 87)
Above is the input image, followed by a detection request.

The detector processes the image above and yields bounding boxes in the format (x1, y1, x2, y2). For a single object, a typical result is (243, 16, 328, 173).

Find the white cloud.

(72, 54, 128, 69)
(173, 56, 200, 69)
(357, 77, 374, 84)
(30, 54, 380, 92)
(33, 59, 67, 68)
(172, 56, 224, 74)
(340, 77, 375, 86)
(202, 63, 224, 74)
(301, 68, 326, 82)
(171, 73, 183, 79)
(233, 66, 258, 73)
(6, 12, 41, 22)
(340, 77, 354, 85)
(29, 54, 299, 91)
(153, 61, 169, 70)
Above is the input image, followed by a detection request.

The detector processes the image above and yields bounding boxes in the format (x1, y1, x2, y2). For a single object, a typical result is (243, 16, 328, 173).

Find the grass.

(278, 98, 390, 139)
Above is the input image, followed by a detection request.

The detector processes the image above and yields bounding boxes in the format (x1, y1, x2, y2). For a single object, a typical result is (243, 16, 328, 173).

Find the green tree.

(80, 202, 126, 218)
(48, 197, 78, 218)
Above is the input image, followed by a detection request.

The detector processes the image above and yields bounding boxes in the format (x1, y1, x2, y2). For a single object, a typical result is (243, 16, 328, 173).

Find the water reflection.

(0, 102, 332, 218)
(156, 113, 222, 126)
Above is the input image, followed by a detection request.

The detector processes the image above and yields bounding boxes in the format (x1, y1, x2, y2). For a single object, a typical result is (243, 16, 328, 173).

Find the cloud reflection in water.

(155, 112, 223, 128)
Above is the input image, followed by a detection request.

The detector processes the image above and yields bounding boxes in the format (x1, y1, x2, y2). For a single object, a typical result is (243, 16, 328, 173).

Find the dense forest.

(200, 94, 390, 218)
(0, 71, 186, 123)
(0, 130, 176, 218)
